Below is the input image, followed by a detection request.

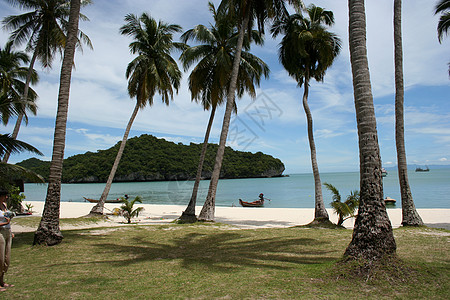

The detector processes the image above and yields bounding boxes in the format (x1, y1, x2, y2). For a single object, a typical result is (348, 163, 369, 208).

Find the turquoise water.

(23, 169, 450, 208)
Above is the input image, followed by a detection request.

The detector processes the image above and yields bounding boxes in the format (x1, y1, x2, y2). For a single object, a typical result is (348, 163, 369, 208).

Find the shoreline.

(12, 201, 450, 232)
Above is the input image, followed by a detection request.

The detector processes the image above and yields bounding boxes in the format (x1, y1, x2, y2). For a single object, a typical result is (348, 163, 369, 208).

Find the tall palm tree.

(33, 0, 82, 246)
(89, 13, 184, 215)
(178, 2, 269, 222)
(1, 0, 92, 163)
(271, 5, 341, 224)
(344, 0, 396, 260)
(393, 0, 423, 226)
(198, 0, 304, 222)
(435, 0, 450, 75)
(0, 41, 38, 127)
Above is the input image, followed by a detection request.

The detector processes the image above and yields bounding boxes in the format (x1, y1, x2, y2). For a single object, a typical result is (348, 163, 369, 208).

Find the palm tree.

(393, 0, 423, 226)
(271, 5, 341, 225)
(1, 0, 92, 163)
(33, 0, 82, 246)
(89, 13, 184, 215)
(344, 0, 396, 260)
(435, 0, 450, 75)
(119, 196, 144, 224)
(178, 2, 269, 222)
(198, 0, 304, 222)
(0, 41, 38, 127)
(324, 183, 359, 227)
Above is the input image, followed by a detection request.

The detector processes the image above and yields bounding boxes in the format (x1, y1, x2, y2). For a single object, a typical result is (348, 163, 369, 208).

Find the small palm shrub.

(7, 186, 26, 212)
(323, 182, 359, 227)
(120, 196, 144, 224)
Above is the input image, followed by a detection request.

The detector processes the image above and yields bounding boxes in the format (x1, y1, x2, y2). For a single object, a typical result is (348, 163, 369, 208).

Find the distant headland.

(17, 134, 285, 183)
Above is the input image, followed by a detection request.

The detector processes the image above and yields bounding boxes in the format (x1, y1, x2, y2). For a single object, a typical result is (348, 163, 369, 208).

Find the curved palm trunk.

(2, 51, 38, 163)
(33, 0, 81, 246)
(302, 78, 329, 222)
(394, 0, 423, 226)
(344, 0, 396, 260)
(198, 14, 250, 221)
(90, 103, 140, 215)
(180, 105, 216, 222)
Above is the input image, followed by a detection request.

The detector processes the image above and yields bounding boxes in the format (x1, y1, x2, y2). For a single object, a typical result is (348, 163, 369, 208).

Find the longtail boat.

(83, 197, 122, 204)
(384, 197, 396, 204)
(239, 199, 264, 207)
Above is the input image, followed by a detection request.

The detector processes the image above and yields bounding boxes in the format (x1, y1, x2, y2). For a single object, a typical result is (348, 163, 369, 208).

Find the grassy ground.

(4, 221, 449, 299)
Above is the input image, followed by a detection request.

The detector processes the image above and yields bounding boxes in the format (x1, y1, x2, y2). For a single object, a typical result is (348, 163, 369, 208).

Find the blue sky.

(1, 0, 449, 174)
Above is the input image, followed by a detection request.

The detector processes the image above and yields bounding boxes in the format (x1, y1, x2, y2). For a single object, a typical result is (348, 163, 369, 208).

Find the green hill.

(17, 134, 285, 183)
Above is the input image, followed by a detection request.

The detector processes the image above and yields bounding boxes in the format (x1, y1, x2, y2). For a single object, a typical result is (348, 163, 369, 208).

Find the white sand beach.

(12, 201, 450, 232)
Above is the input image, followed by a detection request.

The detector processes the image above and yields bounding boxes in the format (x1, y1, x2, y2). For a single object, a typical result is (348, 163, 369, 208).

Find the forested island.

(17, 134, 285, 183)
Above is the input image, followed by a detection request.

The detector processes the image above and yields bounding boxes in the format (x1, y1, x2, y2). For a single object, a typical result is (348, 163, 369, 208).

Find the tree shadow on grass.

(71, 230, 336, 272)
(13, 227, 340, 273)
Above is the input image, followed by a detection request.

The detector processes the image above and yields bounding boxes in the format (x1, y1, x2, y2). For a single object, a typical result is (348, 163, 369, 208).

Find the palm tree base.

(33, 227, 63, 246)
(401, 222, 424, 227)
(89, 204, 104, 215)
(177, 212, 198, 224)
(306, 217, 338, 228)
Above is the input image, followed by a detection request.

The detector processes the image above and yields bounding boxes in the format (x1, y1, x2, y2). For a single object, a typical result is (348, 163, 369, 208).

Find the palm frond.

(323, 182, 341, 202)
(0, 162, 44, 186)
(0, 133, 43, 157)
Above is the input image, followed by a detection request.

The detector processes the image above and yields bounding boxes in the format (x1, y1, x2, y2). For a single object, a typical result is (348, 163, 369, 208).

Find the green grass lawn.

(4, 222, 449, 299)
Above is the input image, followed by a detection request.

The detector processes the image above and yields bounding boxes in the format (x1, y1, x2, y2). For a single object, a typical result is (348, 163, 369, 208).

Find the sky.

(1, 0, 449, 174)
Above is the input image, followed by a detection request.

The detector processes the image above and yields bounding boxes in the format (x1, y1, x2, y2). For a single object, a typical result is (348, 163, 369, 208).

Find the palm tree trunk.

(394, 0, 423, 227)
(33, 0, 81, 246)
(180, 105, 216, 222)
(302, 77, 329, 222)
(344, 0, 396, 260)
(198, 14, 250, 221)
(2, 51, 38, 163)
(89, 103, 140, 215)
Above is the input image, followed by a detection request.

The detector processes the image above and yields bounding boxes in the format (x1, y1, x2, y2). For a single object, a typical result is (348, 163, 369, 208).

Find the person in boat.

(0, 190, 14, 292)
(257, 193, 265, 205)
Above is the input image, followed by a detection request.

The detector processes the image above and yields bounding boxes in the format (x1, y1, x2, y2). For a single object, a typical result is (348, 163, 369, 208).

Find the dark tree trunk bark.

(393, 0, 423, 226)
(345, 0, 396, 261)
(33, 0, 81, 246)
(180, 105, 216, 222)
(198, 14, 250, 222)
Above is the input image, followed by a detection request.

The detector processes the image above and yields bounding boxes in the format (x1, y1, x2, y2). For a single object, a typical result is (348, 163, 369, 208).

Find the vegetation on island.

(17, 134, 285, 183)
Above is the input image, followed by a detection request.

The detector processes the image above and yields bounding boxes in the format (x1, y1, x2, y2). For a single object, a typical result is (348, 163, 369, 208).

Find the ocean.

(23, 169, 450, 209)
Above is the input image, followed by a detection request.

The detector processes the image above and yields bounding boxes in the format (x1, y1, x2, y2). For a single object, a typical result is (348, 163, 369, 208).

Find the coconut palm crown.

(2, 0, 92, 68)
(121, 12, 185, 106)
(271, 5, 341, 86)
(0, 41, 38, 125)
(435, 0, 450, 43)
(180, 2, 269, 110)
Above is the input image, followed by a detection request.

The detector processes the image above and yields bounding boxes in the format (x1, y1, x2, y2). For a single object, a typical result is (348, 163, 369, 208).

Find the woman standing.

(0, 190, 14, 292)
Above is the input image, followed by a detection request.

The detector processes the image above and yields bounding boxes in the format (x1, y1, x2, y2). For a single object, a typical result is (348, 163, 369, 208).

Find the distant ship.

(381, 168, 388, 177)
(415, 165, 430, 172)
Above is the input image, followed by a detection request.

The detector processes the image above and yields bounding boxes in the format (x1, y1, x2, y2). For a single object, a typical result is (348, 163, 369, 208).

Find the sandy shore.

(12, 201, 450, 232)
